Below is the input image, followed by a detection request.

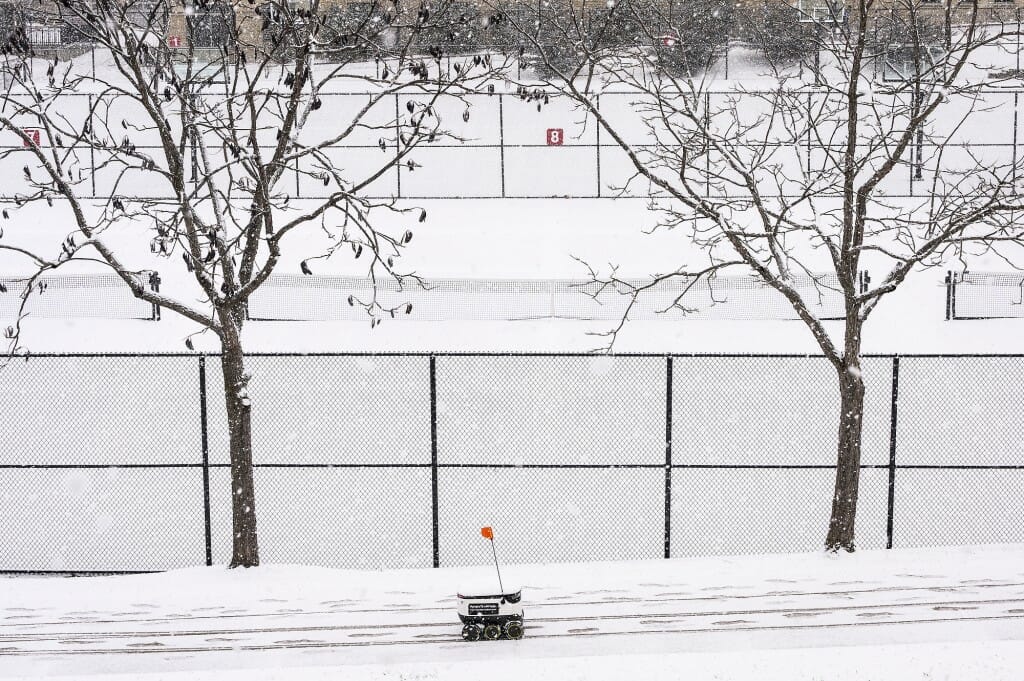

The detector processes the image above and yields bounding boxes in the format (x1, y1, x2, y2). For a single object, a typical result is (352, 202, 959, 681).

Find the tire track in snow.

(4, 579, 1022, 630)
(2, 595, 1024, 655)
(2, 612, 1024, 656)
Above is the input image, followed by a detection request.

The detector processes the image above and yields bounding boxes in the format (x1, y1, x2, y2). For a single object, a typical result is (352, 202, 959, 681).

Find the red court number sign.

(167, 35, 182, 48)
(23, 128, 40, 147)
(546, 128, 564, 146)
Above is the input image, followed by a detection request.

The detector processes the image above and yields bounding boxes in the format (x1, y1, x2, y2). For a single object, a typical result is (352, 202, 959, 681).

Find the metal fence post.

(430, 355, 440, 568)
(87, 94, 96, 197)
(944, 271, 952, 320)
(806, 90, 813, 171)
(664, 356, 673, 559)
(946, 270, 954, 319)
(1013, 91, 1019, 187)
(858, 270, 871, 295)
(147, 270, 161, 320)
(944, 271, 958, 320)
(199, 355, 213, 566)
(595, 94, 602, 198)
(886, 356, 900, 550)
(499, 93, 506, 198)
(704, 92, 712, 195)
(395, 93, 403, 199)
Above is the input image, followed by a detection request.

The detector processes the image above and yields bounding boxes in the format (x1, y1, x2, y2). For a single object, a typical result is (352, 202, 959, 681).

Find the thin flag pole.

(481, 526, 504, 593)
(490, 537, 504, 593)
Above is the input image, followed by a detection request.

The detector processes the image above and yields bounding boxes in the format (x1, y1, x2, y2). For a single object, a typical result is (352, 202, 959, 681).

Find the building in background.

(1, 0, 1020, 65)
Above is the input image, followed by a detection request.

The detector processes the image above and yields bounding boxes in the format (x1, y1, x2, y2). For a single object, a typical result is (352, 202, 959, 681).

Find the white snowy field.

(3, 36, 1024, 353)
(2, 195, 1022, 354)
(2, 544, 1024, 680)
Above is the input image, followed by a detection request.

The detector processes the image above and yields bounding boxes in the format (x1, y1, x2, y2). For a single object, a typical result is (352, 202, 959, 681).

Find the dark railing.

(1, 353, 1022, 574)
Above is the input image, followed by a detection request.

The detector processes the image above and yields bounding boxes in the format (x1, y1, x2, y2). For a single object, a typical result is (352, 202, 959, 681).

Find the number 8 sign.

(546, 128, 564, 146)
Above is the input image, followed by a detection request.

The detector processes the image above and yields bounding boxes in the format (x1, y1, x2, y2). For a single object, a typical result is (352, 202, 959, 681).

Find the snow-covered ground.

(3, 544, 1024, 680)
(3, 195, 1021, 354)
(3, 38, 1024, 354)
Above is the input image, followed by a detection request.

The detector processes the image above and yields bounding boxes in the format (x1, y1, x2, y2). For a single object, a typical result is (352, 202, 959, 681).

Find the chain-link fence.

(5, 85, 1024, 202)
(1, 353, 1022, 573)
(0, 271, 159, 324)
(946, 271, 1024, 320)
(0, 355, 206, 571)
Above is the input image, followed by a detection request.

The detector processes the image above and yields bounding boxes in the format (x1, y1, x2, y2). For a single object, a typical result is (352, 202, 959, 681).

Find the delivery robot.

(457, 527, 524, 640)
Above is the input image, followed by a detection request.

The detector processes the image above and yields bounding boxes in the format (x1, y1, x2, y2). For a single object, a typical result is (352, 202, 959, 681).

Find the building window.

(26, 22, 60, 46)
(191, 1, 234, 48)
(796, 0, 845, 23)
(881, 43, 944, 82)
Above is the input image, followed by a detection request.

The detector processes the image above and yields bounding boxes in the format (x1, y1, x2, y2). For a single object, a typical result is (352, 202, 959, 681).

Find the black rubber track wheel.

(504, 620, 524, 640)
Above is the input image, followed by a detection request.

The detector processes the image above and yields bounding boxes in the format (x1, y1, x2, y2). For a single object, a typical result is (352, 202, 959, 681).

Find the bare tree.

(0, 0, 505, 566)
(491, 0, 732, 81)
(492, 0, 1024, 551)
(736, 0, 818, 68)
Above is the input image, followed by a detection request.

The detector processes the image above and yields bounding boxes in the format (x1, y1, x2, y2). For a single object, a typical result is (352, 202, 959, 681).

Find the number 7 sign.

(546, 128, 564, 146)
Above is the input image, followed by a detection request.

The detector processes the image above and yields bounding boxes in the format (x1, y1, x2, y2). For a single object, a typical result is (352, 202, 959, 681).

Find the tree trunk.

(825, 357, 866, 552)
(221, 332, 259, 567)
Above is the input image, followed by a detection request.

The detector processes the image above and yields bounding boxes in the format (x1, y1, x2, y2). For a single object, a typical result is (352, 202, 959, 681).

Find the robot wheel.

(504, 620, 524, 639)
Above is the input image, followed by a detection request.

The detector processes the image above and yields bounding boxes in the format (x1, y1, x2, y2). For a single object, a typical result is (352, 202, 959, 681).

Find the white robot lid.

(456, 585, 522, 600)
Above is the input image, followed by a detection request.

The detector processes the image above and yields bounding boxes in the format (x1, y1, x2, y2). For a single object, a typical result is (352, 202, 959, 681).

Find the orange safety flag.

(481, 526, 494, 540)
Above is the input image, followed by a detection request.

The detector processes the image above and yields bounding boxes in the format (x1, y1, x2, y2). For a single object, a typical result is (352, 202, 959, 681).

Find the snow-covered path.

(3, 580, 1024, 654)
(3, 545, 1024, 679)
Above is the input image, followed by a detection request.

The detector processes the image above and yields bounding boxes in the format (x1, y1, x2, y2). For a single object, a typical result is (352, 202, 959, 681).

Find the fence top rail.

(8, 352, 1024, 359)
(957, 272, 1024, 286)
